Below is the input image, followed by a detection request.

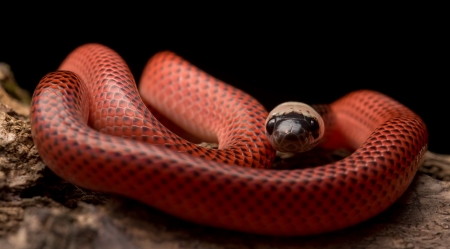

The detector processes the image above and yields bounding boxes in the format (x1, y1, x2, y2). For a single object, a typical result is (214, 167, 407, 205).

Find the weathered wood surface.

(1, 64, 450, 249)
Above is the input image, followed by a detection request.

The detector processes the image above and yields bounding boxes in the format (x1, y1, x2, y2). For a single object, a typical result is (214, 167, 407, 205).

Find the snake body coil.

(30, 44, 428, 236)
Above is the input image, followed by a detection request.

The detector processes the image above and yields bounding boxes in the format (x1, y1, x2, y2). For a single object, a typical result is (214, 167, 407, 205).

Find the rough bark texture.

(2, 64, 450, 249)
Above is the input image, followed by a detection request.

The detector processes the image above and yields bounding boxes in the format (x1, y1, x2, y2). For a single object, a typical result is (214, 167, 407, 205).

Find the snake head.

(265, 102, 324, 154)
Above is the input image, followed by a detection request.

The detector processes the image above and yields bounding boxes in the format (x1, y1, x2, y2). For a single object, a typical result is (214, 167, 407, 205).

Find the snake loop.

(31, 43, 428, 236)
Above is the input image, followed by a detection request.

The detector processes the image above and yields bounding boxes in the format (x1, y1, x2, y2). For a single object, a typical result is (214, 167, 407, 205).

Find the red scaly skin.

(30, 43, 428, 236)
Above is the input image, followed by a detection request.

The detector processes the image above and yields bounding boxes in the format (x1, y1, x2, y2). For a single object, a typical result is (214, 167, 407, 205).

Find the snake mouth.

(282, 143, 303, 153)
(271, 131, 313, 153)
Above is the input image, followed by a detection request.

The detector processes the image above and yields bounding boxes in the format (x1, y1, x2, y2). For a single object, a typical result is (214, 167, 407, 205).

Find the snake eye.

(266, 118, 276, 136)
(309, 118, 320, 139)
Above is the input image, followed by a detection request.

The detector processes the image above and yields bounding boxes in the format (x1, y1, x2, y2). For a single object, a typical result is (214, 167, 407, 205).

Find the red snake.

(30, 43, 428, 236)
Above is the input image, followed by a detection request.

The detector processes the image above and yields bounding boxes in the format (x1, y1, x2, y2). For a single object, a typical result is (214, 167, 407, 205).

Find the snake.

(30, 43, 428, 236)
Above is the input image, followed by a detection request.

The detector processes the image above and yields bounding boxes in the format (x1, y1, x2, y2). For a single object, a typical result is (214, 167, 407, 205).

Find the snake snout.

(270, 121, 310, 153)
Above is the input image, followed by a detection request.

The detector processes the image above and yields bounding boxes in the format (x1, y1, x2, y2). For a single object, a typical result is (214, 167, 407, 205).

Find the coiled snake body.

(30, 44, 428, 236)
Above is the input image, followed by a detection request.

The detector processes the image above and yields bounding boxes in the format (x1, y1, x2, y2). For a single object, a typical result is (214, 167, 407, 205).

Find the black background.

(1, 9, 447, 153)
